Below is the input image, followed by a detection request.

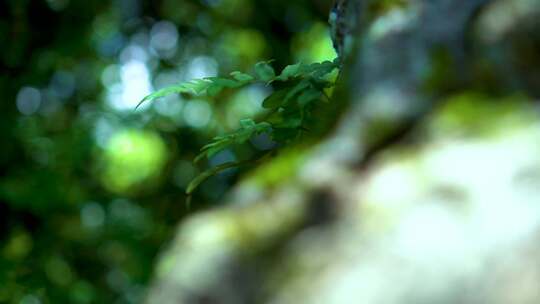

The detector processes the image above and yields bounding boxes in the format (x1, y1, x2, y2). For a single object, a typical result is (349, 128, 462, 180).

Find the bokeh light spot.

(100, 130, 167, 193)
(16, 87, 41, 115)
(81, 202, 106, 229)
(183, 100, 212, 128)
(19, 294, 41, 304)
(184, 56, 218, 80)
(150, 21, 179, 57)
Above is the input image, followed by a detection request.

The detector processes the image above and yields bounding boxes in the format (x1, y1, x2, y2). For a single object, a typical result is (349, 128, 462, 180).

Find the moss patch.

(429, 92, 536, 138)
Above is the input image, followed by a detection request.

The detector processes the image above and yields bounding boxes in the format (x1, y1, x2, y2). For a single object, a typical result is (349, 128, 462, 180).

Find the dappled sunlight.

(106, 59, 153, 112)
(16, 87, 41, 116)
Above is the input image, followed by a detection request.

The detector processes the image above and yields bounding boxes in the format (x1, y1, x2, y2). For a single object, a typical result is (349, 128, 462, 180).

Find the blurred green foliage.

(0, 0, 335, 303)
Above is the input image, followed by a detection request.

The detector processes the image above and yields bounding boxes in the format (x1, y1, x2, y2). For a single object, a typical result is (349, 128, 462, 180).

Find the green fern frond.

(139, 58, 341, 195)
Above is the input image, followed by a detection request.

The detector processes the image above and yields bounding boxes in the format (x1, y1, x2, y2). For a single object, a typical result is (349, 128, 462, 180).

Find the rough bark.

(145, 0, 540, 303)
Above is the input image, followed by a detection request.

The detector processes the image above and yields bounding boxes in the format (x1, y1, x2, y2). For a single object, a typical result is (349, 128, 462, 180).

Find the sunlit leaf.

(136, 85, 187, 109)
(230, 71, 255, 82)
(275, 62, 303, 81)
(182, 79, 214, 95)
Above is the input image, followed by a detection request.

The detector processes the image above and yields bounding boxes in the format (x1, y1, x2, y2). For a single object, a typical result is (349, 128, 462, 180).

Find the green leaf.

(204, 77, 240, 97)
(206, 84, 222, 97)
(239, 118, 256, 128)
(193, 153, 207, 164)
(311, 79, 334, 90)
(252, 121, 272, 133)
(271, 127, 300, 143)
(262, 89, 287, 109)
(207, 77, 243, 88)
(254, 61, 276, 82)
(234, 130, 253, 143)
(206, 144, 230, 158)
(194, 120, 271, 163)
(276, 115, 303, 129)
(269, 106, 303, 129)
(186, 161, 245, 195)
(200, 138, 229, 151)
(298, 87, 322, 107)
(284, 79, 311, 104)
(272, 59, 338, 84)
(182, 79, 213, 95)
(275, 62, 303, 81)
(136, 84, 188, 109)
(306, 60, 337, 77)
(195, 138, 231, 163)
(230, 71, 255, 82)
(138, 57, 339, 110)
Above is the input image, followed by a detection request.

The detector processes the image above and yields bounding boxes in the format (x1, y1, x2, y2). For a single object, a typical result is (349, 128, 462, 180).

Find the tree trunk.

(146, 1, 540, 303)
